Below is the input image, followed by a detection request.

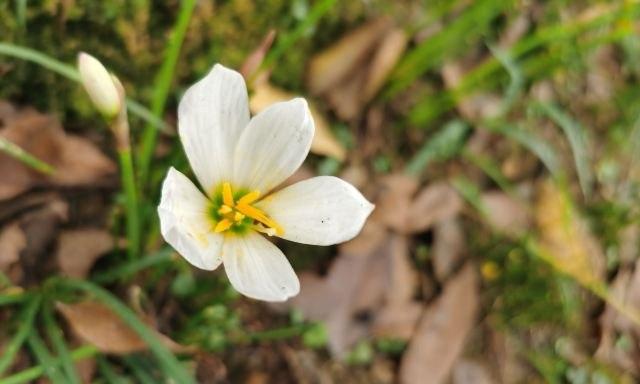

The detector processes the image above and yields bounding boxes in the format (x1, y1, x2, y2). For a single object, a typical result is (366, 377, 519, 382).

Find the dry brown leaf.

(325, 67, 367, 121)
(250, 81, 346, 160)
(307, 17, 392, 95)
(362, 28, 408, 103)
(432, 217, 464, 282)
(452, 359, 496, 384)
(57, 301, 191, 355)
(406, 182, 463, 233)
(481, 191, 531, 237)
(287, 221, 419, 355)
(56, 229, 114, 278)
(535, 180, 605, 286)
(371, 174, 419, 232)
(371, 302, 422, 340)
(399, 264, 479, 384)
(240, 29, 276, 79)
(0, 105, 116, 200)
(0, 223, 25, 272)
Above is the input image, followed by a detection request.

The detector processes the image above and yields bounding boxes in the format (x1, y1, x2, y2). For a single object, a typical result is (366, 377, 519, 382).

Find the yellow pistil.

(214, 182, 283, 236)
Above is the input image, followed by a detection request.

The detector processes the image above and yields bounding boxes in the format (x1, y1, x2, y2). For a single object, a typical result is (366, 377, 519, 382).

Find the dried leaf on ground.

(371, 174, 419, 232)
(432, 217, 465, 282)
(406, 182, 463, 233)
(0, 223, 26, 272)
(250, 80, 345, 160)
(362, 28, 408, 103)
(0, 104, 116, 200)
(399, 264, 479, 384)
(307, 17, 392, 95)
(481, 191, 531, 237)
(535, 180, 605, 286)
(452, 359, 496, 384)
(240, 29, 276, 79)
(287, 221, 419, 356)
(56, 229, 114, 278)
(57, 301, 191, 354)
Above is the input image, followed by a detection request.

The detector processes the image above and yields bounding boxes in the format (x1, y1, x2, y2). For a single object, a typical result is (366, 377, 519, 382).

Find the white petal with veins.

(256, 176, 374, 246)
(232, 98, 314, 193)
(158, 168, 223, 270)
(222, 232, 300, 302)
(178, 64, 250, 194)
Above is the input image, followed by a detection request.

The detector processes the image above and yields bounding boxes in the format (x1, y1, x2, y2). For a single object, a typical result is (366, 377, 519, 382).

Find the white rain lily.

(158, 64, 374, 302)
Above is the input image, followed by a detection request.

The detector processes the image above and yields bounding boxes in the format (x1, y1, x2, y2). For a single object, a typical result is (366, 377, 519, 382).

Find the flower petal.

(222, 232, 299, 301)
(232, 98, 314, 193)
(178, 64, 250, 194)
(256, 176, 374, 246)
(158, 168, 223, 270)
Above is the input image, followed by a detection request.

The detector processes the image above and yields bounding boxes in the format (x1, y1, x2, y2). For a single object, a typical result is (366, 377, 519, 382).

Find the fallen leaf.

(325, 67, 367, 121)
(362, 28, 408, 103)
(432, 217, 465, 282)
(57, 301, 191, 355)
(0, 223, 25, 272)
(535, 179, 605, 286)
(371, 302, 422, 340)
(250, 81, 346, 160)
(287, 221, 420, 355)
(406, 182, 463, 233)
(399, 264, 479, 384)
(452, 359, 496, 384)
(307, 17, 392, 95)
(371, 174, 419, 232)
(481, 191, 531, 237)
(56, 229, 114, 278)
(240, 29, 277, 79)
(0, 105, 116, 200)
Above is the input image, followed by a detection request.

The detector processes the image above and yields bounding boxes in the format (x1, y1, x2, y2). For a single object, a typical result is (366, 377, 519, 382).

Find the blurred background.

(1, 0, 640, 383)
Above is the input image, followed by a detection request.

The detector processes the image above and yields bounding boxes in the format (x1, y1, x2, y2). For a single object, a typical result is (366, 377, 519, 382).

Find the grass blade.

(0, 345, 97, 384)
(536, 103, 593, 198)
(0, 137, 55, 175)
(0, 295, 42, 376)
(26, 333, 67, 384)
(42, 303, 81, 384)
(405, 120, 470, 177)
(137, 0, 197, 186)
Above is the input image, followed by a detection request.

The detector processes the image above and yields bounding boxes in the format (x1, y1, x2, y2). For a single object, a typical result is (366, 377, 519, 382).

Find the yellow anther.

(237, 190, 261, 205)
(235, 203, 284, 236)
(218, 205, 233, 215)
(234, 212, 245, 222)
(214, 218, 233, 233)
(222, 182, 234, 207)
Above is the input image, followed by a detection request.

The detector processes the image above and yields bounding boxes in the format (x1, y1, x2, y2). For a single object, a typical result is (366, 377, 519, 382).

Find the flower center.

(209, 182, 283, 236)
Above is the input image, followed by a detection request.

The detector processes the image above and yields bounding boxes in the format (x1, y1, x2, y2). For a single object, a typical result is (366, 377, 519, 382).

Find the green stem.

(0, 137, 55, 174)
(0, 345, 98, 384)
(138, 0, 197, 187)
(0, 295, 42, 376)
(52, 279, 195, 384)
(118, 148, 141, 260)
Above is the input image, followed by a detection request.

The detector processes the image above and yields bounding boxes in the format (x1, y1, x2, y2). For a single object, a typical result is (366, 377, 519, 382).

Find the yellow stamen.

(218, 205, 233, 215)
(235, 203, 284, 236)
(237, 190, 261, 205)
(222, 182, 234, 207)
(214, 218, 233, 233)
(253, 223, 276, 236)
(234, 212, 245, 221)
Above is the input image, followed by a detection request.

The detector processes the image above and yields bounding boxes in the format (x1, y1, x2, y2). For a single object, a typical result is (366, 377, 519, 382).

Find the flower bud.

(77, 52, 122, 119)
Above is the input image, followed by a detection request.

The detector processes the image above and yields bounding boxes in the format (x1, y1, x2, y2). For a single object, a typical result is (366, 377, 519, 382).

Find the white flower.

(158, 64, 374, 302)
(77, 52, 122, 119)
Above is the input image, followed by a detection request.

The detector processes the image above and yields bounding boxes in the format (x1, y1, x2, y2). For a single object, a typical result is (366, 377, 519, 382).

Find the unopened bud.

(77, 52, 122, 119)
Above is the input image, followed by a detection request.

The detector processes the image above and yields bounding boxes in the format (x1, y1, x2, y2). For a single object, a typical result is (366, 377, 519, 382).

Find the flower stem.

(0, 137, 55, 175)
(118, 148, 141, 260)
